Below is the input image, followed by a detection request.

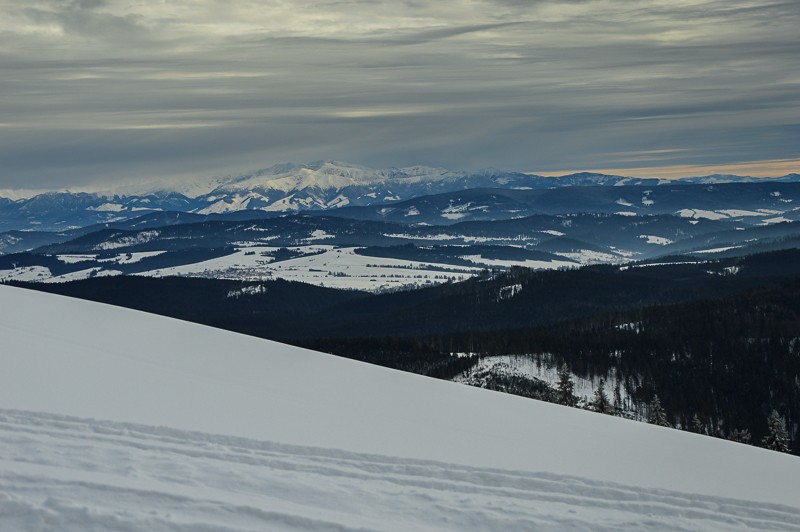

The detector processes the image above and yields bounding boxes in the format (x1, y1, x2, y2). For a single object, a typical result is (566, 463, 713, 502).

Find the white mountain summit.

(191, 161, 471, 214)
(0, 161, 798, 231)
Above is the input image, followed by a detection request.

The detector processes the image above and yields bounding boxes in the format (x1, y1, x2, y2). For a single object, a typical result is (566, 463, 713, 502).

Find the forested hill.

(10, 248, 800, 340)
(312, 277, 799, 452)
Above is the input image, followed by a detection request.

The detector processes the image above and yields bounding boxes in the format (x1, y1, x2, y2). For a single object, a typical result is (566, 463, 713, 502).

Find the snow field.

(1, 285, 800, 530)
(142, 245, 477, 290)
(3, 410, 800, 531)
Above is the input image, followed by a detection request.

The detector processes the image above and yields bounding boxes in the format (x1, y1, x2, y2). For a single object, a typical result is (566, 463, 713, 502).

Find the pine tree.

(728, 428, 752, 444)
(647, 395, 671, 427)
(690, 414, 704, 434)
(592, 379, 611, 414)
(761, 410, 790, 453)
(556, 364, 577, 407)
(613, 380, 623, 415)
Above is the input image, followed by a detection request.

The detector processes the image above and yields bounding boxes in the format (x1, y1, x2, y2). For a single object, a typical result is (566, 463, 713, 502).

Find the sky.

(1, 0, 798, 189)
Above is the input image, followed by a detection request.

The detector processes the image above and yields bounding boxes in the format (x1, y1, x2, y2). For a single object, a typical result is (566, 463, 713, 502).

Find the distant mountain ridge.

(0, 160, 798, 231)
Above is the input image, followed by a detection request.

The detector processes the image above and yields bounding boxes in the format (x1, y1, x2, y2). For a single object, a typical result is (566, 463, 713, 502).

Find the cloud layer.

(1, 0, 798, 187)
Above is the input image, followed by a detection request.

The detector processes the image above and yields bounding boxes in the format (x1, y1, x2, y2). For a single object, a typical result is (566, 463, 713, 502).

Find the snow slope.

(1, 285, 799, 530)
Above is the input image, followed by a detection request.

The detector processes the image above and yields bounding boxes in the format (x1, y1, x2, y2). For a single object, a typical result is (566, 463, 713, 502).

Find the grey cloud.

(0, 0, 798, 188)
(375, 21, 528, 45)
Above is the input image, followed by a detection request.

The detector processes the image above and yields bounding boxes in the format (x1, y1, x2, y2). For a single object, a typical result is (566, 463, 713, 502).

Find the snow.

(144, 246, 476, 291)
(718, 209, 769, 218)
(676, 209, 729, 221)
(141, 246, 276, 279)
(763, 216, 791, 224)
(196, 193, 272, 215)
(638, 235, 673, 245)
(619, 261, 700, 270)
(227, 284, 267, 298)
(87, 202, 125, 212)
(327, 194, 350, 208)
(55, 252, 166, 267)
(560, 250, 623, 265)
(676, 208, 789, 222)
(41, 267, 101, 283)
(95, 230, 161, 251)
(384, 232, 457, 241)
(41, 267, 122, 283)
(1, 286, 800, 529)
(0, 266, 51, 282)
(304, 229, 334, 241)
(440, 203, 471, 220)
(692, 246, 742, 254)
(460, 255, 576, 270)
(456, 354, 633, 410)
(196, 198, 237, 214)
(0, 287, 800, 530)
(57, 254, 98, 264)
(104, 251, 167, 264)
(498, 283, 522, 300)
(724, 265, 741, 275)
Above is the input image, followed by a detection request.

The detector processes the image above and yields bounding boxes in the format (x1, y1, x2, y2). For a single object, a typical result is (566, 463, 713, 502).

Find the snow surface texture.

(1, 285, 800, 531)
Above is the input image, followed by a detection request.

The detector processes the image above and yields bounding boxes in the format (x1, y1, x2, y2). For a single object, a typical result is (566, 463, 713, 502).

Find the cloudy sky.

(1, 0, 798, 188)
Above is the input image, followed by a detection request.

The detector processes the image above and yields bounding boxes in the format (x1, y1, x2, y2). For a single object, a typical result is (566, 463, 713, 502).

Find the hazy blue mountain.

(1, 161, 798, 231)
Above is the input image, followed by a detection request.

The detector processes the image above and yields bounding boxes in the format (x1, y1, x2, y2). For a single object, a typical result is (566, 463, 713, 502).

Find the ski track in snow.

(3, 410, 799, 532)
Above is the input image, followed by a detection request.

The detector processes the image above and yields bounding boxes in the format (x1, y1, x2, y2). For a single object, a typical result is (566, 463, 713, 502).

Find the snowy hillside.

(1, 284, 800, 530)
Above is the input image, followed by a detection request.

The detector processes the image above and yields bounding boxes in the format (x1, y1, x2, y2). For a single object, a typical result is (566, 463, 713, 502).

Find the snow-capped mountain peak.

(0, 161, 798, 231)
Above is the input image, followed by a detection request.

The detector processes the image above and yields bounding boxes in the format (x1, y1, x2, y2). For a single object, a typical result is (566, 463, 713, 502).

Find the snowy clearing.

(638, 235, 674, 246)
(676, 209, 729, 221)
(455, 354, 633, 408)
(559, 250, 623, 265)
(0, 266, 52, 282)
(144, 246, 476, 291)
(460, 255, 576, 270)
(692, 246, 743, 254)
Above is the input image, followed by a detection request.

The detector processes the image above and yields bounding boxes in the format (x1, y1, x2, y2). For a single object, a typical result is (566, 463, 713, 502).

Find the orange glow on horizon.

(535, 158, 800, 179)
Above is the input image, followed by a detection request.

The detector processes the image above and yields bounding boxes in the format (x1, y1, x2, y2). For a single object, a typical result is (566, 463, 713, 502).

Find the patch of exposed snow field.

(460, 255, 576, 270)
(142, 246, 476, 291)
(638, 235, 674, 246)
(0, 266, 52, 282)
(676, 209, 729, 221)
(456, 354, 634, 407)
(560, 250, 623, 265)
(692, 246, 743, 254)
(1, 286, 800, 530)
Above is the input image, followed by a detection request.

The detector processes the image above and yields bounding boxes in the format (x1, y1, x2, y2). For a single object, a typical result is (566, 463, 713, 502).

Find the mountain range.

(1, 160, 798, 231)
